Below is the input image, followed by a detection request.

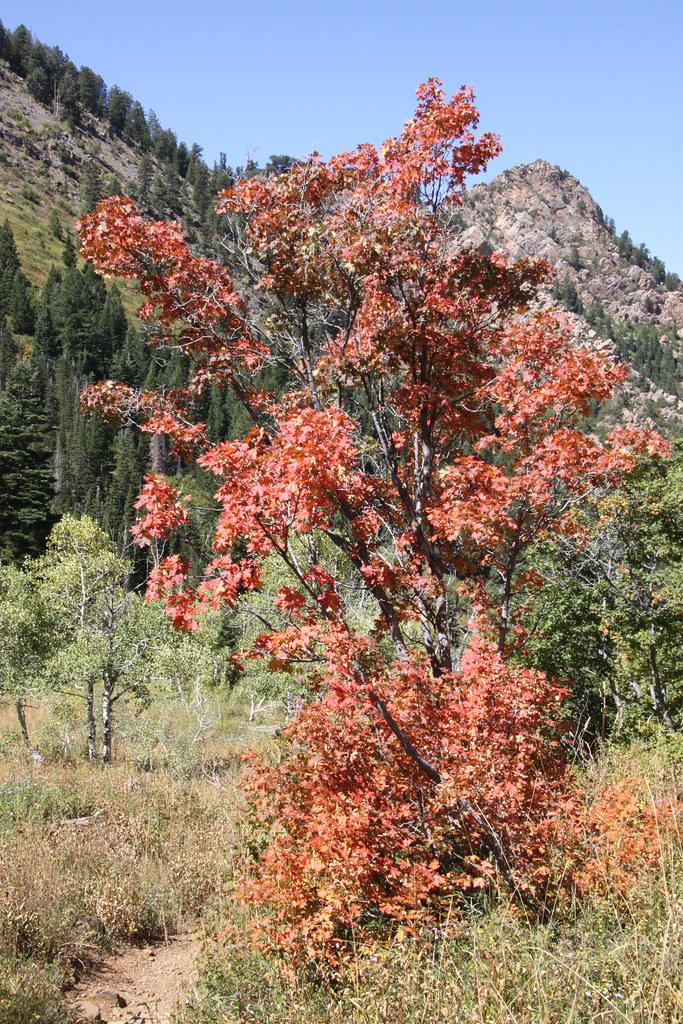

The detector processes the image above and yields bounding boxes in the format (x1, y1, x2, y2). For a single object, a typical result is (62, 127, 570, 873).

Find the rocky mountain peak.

(461, 160, 683, 335)
(458, 159, 683, 430)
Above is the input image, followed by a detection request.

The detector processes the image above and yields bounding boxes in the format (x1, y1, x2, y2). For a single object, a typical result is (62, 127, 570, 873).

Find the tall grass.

(1, 696, 680, 1024)
(0, 699, 245, 1024)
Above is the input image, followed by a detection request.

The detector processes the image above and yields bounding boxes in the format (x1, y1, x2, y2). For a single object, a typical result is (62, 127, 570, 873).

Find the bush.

(181, 738, 683, 1023)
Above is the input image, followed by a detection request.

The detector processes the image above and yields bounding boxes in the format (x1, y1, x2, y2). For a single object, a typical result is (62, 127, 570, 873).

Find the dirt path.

(67, 933, 202, 1023)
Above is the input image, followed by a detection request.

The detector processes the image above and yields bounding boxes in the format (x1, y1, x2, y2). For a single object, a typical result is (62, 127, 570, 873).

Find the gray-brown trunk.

(102, 684, 113, 763)
(149, 433, 168, 474)
(649, 627, 675, 732)
(15, 699, 40, 759)
(86, 680, 98, 760)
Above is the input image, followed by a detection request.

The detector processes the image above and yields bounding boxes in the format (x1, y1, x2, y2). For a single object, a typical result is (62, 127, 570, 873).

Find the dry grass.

(1, 696, 681, 1024)
(0, 191, 68, 286)
(0, 737, 241, 1023)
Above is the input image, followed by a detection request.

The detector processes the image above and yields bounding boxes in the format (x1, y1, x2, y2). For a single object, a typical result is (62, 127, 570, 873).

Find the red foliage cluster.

(130, 474, 190, 546)
(79, 79, 672, 962)
(244, 638, 582, 958)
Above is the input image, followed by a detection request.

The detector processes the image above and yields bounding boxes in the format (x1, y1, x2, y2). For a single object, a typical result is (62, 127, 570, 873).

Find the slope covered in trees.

(461, 161, 683, 428)
(0, 21, 299, 563)
(0, 19, 682, 567)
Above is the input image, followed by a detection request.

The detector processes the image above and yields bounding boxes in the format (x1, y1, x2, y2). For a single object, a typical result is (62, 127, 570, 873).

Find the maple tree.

(80, 80, 668, 960)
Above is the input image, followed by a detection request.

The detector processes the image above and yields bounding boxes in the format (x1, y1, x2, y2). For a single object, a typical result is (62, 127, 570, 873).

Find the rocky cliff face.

(461, 160, 683, 332)
(459, 161, 683, 430)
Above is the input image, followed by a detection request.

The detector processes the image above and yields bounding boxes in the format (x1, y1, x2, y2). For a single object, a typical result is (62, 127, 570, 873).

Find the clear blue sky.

(4, 0, 682, 273)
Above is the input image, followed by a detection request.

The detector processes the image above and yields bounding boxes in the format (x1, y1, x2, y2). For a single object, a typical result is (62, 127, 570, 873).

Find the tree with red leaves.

(80, 80, 666, 960)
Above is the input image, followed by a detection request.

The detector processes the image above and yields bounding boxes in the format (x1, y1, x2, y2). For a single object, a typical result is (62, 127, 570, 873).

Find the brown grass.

(0, 749, 239, 1023)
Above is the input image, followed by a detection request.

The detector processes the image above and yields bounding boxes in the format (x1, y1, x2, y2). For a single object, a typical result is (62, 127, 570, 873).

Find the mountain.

(0, 30, 249, 563)
(459, 160, 683, 429)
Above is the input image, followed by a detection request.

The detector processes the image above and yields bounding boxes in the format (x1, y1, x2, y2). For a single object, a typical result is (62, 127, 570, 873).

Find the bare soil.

(67, 933, 201, 1023)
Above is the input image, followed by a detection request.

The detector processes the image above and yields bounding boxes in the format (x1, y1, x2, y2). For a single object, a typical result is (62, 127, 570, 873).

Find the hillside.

(0, 40, 245, 563)
(1, 33, 683, 1024)
(0, 66, 143, 282)
(2, 54, 682, 430)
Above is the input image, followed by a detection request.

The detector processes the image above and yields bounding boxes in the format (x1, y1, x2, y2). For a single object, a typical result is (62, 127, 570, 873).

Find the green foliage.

(0, 957, 67, 1024)
(0, 563, 53, 706)
(0, 776, 95, 834)
(616, 228, 681, 290)
(35, 516, 161, 758)
(523, 446, 683, 738)
(80, 159, 103, 214)
(0, 362, 55, 562)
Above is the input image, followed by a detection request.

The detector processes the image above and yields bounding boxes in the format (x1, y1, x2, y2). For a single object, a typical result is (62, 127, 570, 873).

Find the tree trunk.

(102, 682, 114, 763)
(498, 573, 512, 655)
(648, 625, 675, 732)
(15, 699, 41, 762)
(149, 432, 168, 474)
(86, 680, 98, 760)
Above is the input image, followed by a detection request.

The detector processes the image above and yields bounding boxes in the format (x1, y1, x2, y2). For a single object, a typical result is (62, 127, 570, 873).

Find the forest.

(0, 18, 682, 1024)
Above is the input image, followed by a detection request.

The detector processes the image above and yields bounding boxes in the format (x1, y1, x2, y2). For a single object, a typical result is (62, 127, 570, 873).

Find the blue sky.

(3, 0, 682, 272)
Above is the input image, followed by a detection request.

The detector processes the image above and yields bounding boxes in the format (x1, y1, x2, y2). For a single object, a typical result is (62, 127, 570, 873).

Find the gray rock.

(92, 989, 128, 1009)
(73, 1000, 102, 1022)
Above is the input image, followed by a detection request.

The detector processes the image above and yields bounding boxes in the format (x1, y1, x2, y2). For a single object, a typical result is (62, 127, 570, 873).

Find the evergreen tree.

(26, 61, 50, 104)
(110, 324, 148, 385)
(0, 221, 33, 331)
(57, 65, 81, 127)
(153, 127, 177, 164)
(0, 20, 10, 64)
(151, 169, 182, 216)
(0, 326, 18, 387)
(81, 160, 104, 214)
(62, 233, 77, 268)
(78, 66, 106, 116)
(8, 270, 34, 334)
(0, 220, 20, 279)
(192, 163, 212, 228)
(134, 153, 153, 210)
(175, 141, 190, 178)
(265, 154, 297, 174)
(0, 362, 55, 562)
(9, 25, 33, 77)
(124, 100, 150, 148)
(106, 85, 131, 135)
(48, 209, 63, 241)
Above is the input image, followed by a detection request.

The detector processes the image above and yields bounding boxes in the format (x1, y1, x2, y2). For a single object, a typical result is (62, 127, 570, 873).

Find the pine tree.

(106, 86, 131, 135)
(81, 161, 104, 214)
(0, 362, 55, 562)
(0, 220, 20, 279)
(124, 100, 150, 148)
(134, 154, 153, 210)
(8, 270, 34, 334)
(0, 326, 18, 388)
(78, 67, 106, 116)
(62, 234, 77, 268)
